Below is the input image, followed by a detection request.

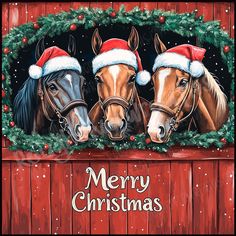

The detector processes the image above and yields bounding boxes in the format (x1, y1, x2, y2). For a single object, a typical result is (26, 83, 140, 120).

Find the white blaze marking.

(65, 74, 73, 88)
(148, 68, 171, 135)
(73, 108, 90, 127)
(156, 68, 171, 102)
(148, 111, 161, 134)
(108, 65, 120, 95)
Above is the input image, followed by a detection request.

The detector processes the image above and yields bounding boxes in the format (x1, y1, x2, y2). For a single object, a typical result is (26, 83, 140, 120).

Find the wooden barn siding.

(1, 1, 234, 235)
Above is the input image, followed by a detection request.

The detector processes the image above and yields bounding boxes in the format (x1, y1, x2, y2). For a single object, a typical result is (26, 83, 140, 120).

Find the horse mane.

(13, 69, 82, 134)
(202, 67, 228, 116)
(13, 77, 39, 134)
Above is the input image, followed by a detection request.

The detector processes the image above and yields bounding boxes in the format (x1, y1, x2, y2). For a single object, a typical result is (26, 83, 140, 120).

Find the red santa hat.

(153, 44, 206, 78)
(92, 39, 151, 86)
(29, 46, 82, 79)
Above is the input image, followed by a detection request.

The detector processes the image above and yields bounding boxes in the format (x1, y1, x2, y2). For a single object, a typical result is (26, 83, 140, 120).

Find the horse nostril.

(157, 125, 165, 138)
(75, 125, 82, 137)
(104, 120, 112, 131)
(120, 119, 127, 131)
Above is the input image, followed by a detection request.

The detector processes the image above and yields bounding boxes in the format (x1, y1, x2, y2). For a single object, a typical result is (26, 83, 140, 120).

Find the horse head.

(91, 27, 150, 140)
(14, 36, 91, 143)
(148, 34, 207, 143)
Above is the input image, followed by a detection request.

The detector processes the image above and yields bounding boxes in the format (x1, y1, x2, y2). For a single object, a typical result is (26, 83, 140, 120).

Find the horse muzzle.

(104, 119, 127, 141)
(75, 125, 91, 142)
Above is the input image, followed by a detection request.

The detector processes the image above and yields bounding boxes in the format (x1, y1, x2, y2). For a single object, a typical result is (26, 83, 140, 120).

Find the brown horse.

(89, 27, 150, 140)
(148, 34, 229, 143)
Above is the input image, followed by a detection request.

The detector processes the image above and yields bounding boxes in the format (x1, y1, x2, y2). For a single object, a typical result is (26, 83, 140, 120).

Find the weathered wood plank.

(2, 146, 234, 161)
(109, 162, 128, 234)
(31, 162, 51, 234)
(127, 161, 149, 234)
(2, 162, 11, 234)
(193, 161, 218, 234)
(27, 2, 45, 22)
(2, 3, 9, 37)
(196, 2, 214, 22)
(9, 2, 27, 30)
(11, 162, 31, 234)
(218, 161, 234, 234)
(148, 162, 171, 234)
(214, 2, 231, 33)
(90, 162, 109, 234)
(72, 162, 91, 234)
(171, 162, 192, 234)
(51, 163, 72, 234)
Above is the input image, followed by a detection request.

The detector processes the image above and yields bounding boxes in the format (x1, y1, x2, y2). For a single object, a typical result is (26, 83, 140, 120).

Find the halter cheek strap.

(38, 79, 88, 130)
(150, 76, 199, 142)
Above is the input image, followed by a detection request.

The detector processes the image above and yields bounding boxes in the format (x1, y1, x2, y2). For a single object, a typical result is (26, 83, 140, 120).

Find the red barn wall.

(2, 2, 235, 235)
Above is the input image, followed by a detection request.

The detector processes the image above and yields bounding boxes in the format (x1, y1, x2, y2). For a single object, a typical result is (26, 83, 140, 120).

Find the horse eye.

(95, 76, 102, 83)
(178, 79, 188, 87)
(48, 84, 58, 92)
(128, 75, 136, 83)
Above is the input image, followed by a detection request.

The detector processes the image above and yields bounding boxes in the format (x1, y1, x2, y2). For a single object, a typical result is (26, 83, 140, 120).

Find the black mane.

(13, 77, 39, 134)
(13, 69, 80, 134)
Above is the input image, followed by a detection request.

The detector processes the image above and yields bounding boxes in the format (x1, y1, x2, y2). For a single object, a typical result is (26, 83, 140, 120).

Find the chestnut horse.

(89, 27, 150, 140)
(148, 34, 229, 143)
(14, 36, 91, 143)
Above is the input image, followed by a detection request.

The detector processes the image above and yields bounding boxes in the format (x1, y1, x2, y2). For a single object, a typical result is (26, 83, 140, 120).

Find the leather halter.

(150, 76, 199, 140)
(99, 84, 135, 112)
(38, 79, 87, 131)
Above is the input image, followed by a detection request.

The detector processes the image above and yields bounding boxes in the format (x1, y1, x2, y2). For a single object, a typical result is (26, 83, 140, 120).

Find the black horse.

(13, 36, 91, 142)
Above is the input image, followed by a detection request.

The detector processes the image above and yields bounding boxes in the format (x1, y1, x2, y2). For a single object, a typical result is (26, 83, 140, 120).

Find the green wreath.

(2, 6, 234, 154)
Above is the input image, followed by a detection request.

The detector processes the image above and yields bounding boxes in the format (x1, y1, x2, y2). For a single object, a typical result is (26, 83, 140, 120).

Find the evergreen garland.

(2, 6, 234, 154)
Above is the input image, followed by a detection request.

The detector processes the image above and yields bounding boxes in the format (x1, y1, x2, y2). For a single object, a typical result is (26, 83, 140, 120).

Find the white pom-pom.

(136, 70, 151, 86)
(190, 61, 205, 78)
(28, 65, 42, 79)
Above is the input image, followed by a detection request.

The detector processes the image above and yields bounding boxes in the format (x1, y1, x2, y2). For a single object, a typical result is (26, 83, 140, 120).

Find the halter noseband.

(98, 84, 135, 112)
(38, 80, 87, 132)
(150, 76, 199, 140)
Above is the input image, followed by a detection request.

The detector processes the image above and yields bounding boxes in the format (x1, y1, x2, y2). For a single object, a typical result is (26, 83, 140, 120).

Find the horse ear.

(91, 28, 102, 55)
(128, 26, 139, 51)
(68, 35, 77, 57)
(35, 37, 45, 61)
(154, 33, 167, 55)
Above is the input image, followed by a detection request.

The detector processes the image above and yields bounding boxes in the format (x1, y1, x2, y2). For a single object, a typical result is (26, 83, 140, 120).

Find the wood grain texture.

(11, 162, 31, 234)
(230, 2, 234, 38)
(140, 2, 157, 10)
(148, 162, 171, 234)
(218, 161, 234, 234)
(214, 2, 231, 33)
(2, 162, 11, 234)
(171, 162, 192, 234)
(31, 162, 51, 234)
(193, 161, 218, 234)
(196, 2, 214, 22)
(2, 146, 234, 161)
(113, 2, 141, 12)
(72, 162, 91, 234)
(27, 2, 45, 22)
(109, 162, 128, 234)
(71, 2, 90, 9)
(127, 161, 149, 234)
(45, 2, 72, 15)
(2, 3, 9, 37)
(158, 2, 177, 12)
(90, 162, 110, 234)
(8, 2, 27, 30)
(176, 2, 197, 13)
(51, 163, 72, 234)
(90, 2, 112, 10)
